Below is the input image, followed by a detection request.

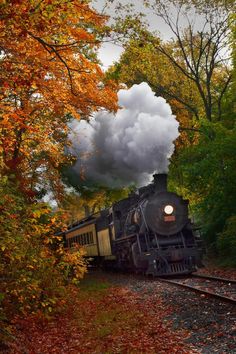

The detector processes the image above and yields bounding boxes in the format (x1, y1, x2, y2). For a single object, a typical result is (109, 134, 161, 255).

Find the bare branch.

(143, 0, 232, 121)
(144, 77, 199, 119)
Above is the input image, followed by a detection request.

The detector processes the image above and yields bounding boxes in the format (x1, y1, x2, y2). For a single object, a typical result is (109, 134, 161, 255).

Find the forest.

(0, 0, 235, 351)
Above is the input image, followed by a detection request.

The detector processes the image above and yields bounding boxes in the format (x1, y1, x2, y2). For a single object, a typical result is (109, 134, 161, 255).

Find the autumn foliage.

(0, 0, 118, 346)
(0, 0, 117, 196)
(7, 279, 196, 354)
(0, 178, 88, 346)
(108, 1, 236, 261)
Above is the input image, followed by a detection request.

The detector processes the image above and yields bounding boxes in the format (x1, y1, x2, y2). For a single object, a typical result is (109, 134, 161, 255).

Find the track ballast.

(158, 274, 236, 304)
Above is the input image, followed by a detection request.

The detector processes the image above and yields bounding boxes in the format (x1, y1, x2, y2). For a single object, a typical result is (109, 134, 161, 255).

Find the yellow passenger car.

(63, 210, 114, 261)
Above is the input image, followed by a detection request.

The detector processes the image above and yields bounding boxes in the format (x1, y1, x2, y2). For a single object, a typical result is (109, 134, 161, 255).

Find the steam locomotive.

(62, 174, 202, 276)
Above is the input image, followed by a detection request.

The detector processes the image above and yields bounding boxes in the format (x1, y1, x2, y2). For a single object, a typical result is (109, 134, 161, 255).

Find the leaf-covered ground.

(196, 266, 236, 280)
(6, 275, 197, 354)
(4, 266, 236, 354)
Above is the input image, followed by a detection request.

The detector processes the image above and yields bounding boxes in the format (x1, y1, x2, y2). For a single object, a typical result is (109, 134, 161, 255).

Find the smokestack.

(153, 173, 167, 192)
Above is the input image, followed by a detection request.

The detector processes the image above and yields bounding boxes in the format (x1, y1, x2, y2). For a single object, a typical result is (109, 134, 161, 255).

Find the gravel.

(95, 270, 236, 354)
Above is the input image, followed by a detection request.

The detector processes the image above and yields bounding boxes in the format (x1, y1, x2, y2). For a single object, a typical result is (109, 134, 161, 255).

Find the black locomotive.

(63, 174, 202, 276)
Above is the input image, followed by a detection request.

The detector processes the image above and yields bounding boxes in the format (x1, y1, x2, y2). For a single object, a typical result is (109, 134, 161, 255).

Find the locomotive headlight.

(164, 205, 174, 215)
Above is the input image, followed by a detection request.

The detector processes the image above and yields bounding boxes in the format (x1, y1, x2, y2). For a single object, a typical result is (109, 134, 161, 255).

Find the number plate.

(164, 215, 176, 222)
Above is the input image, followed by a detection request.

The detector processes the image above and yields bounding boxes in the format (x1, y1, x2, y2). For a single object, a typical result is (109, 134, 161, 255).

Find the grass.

(79, 277, 111, 291)
(76, 271, 137, 341)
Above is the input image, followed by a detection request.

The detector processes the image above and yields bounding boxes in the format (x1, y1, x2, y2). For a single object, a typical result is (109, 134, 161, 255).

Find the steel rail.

(191, 273, 236, 284)
(157, 277, 236, 305)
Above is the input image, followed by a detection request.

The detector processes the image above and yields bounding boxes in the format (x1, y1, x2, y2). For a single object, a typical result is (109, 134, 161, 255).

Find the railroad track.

(158, 274, 236, 304)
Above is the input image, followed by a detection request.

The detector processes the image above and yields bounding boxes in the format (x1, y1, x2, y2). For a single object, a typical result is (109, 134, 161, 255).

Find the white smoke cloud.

(68, 82, 179, 187)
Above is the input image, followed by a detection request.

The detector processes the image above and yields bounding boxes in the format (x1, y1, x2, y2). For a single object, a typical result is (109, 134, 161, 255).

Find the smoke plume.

(68, 82, 179, 187)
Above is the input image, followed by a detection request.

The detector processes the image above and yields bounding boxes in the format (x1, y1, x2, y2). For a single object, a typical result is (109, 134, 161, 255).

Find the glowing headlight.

(164, 205, 174, 215)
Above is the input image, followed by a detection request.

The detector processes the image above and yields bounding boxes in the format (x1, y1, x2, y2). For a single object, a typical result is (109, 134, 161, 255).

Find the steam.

(69, 82, 179, 187)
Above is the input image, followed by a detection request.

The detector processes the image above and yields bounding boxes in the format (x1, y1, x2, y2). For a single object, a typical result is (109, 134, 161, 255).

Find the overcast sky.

(92, 0, 230, 72)
(92, 0, 175, 69)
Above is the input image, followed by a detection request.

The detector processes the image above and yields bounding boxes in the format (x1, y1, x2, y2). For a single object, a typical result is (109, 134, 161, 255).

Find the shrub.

(217, 216, 236, 266)
(0, 178, 87, 345)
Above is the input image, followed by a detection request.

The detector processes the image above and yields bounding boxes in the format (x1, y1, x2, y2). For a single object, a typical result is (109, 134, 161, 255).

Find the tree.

(59, 186, 130, 222)
(217, 216, 236, 266)
(107, 0, 235, 148)
(0, 0, 117, 199)
(173, 123, 236, 254)
(142, 0, 234, 122)
(0, 177, 88, 341)
(107, 1, 236, 263)
(106, 39, 202, 147)
(110, 0, 234, 122)
(0, 0, 118, 343)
